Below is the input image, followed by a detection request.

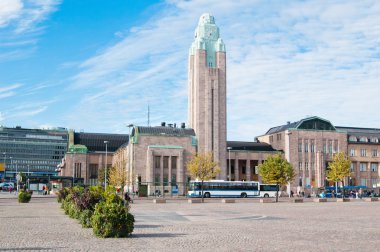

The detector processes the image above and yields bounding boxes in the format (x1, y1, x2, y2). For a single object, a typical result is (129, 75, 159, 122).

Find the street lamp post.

(104, 141, 109, 190)
(227, 147, 232, 181)
(2, 152, 6, 182)
(15, 160, 18, 192)
(27, 164, 30, 190)
(127, 124, 134, 192)
(72, 152, 75, 187)
(9, 157, 12, 183)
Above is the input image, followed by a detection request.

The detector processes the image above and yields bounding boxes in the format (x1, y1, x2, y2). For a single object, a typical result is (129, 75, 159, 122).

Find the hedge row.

(58, 186, 134, 238)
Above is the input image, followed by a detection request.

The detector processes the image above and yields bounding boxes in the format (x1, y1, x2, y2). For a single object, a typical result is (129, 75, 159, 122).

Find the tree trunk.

(201, 180, 204, 203)
(341, 180, 345, 199)
(276, 183, 279, 203)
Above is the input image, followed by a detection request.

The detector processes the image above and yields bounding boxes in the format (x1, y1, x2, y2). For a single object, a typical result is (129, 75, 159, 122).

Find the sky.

(0, 0, 379, 141)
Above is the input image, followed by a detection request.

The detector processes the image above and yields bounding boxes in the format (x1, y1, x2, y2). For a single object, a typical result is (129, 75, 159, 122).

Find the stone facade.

(188, 13, 227, 179)
(120, 126, 197, 195)
(258, 116, 380, 193)
(60, 151, 112, 185)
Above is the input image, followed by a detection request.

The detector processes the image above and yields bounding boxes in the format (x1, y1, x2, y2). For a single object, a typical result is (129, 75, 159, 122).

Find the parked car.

(0, 182, 14, 191)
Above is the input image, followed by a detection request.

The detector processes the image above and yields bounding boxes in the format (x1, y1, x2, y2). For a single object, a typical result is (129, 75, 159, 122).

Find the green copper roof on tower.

(189, 13, 225, 68)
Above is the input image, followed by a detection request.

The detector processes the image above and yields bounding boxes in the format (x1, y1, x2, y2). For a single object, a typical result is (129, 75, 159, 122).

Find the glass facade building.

(0, 126, 68, 179)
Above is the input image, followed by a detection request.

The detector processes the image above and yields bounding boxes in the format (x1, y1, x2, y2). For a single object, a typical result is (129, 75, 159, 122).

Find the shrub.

(91, 201, 134, 238)
(68, 202, 81, 219)
(74, 187, 104, 212)
(18, 190, 32, 203)
(57, 187, 71, 203)
(79, 209, 93, 228)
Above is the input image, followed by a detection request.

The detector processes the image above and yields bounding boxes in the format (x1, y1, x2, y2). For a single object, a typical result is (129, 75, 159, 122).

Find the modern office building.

(0, 126, 68, 180)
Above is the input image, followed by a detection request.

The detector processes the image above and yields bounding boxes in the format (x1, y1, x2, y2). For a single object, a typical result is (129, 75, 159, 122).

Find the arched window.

(370, 137, 379, 143)
(359, 137, 367, 142)
(348, 136, 357, 142)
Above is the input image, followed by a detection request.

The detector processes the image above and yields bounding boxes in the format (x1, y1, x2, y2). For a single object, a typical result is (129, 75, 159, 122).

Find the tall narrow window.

(154, 156, 161, 185)
(350, 163, 355, 172)
(350, 149, 356, 157)
(360, 149, 366, 157)
(298, 142, 302, 152)
(304, 140, 309, 153)
(371, 163, 378, 172)
(359, 163, 367, 172)
(171, 156, 177, 184)
(372, 149, 378, 157)
(328, 140, 333, 153)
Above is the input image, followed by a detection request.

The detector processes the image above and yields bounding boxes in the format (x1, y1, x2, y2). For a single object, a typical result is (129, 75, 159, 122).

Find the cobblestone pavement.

(1, 196, 380, 252)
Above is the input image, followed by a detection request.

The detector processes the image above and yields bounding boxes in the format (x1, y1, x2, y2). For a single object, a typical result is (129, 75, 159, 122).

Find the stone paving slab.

(0, 197, 380, 251)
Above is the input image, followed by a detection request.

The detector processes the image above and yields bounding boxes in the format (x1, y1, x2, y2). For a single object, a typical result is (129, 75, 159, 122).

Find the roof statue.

(189, 13, 225, 67)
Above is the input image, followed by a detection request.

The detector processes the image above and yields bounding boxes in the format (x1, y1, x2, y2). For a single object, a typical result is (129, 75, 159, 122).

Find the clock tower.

(188, 13, 227, 179)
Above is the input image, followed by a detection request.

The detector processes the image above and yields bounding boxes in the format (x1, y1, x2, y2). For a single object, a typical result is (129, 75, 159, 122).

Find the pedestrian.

(45, 185, 49, 195)
(290, 190, 294, 197)
(124, 191, 133, 206)
(355, 191, 359, 199)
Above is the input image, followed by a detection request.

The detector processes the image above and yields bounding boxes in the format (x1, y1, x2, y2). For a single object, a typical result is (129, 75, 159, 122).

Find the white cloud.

(0, 83, 22, 98)
(60, 0, 380, 139)
(0, 0, 23, 27)
(15, 0, 61, 34)
(0, 0, 60, 33)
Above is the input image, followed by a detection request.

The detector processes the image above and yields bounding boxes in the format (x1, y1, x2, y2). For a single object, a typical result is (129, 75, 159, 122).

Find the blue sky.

(1, 0, 380, 141)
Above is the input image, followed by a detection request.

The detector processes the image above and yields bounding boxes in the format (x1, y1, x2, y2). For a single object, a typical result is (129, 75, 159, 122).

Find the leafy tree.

(108, 160, 127, 191)
(258, 154, 295, 202)
(327, 152, 351, 198)
(97, 166, 109, 187)
(187, 152, 220, 202)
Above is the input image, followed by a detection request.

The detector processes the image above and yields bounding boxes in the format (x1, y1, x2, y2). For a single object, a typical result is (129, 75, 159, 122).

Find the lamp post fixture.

(15, 160, 19, 192)
(72, 151, 75, 187)
(2, 152, 6, 182)
(127, 124, 134, 192)
(9, 157, 12, 182)
(27, 164, 30, 190)
(104, 141, 109, 190)
(227, 147, 232, 181)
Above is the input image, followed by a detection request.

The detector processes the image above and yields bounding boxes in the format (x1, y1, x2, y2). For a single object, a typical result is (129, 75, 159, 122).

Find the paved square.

(0, 196, 379, 251)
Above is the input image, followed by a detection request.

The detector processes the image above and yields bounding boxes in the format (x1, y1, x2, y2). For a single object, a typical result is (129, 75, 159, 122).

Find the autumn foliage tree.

(187, 152, 220, 202)
(327, 152, 351, 198)
(108, 160, 127, 192)
(258, 154, 295, 202)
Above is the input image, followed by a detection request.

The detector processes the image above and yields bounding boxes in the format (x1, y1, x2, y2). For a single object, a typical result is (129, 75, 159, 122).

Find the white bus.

(188, 180, 259, 198)
(259, 184, 279, 198)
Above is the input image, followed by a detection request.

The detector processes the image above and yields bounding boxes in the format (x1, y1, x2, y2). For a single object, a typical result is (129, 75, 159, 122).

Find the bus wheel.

(264, 193, 269, 198)
(241, 193, 247, 198)
(204, 192, 211, 198)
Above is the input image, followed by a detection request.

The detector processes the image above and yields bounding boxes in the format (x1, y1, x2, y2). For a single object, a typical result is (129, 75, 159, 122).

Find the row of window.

(350, 163, 378, 172)
(6, 165, 54, 171)
(154, 156, 178, 170)
(349, 136, 379, 143)
(298, 162, 379, 172)
(350, 149, 378, 157)
(0, 143, 66, 149)
(269, 134, 282, 142)
(4, 159, 58, 165)
(359, 178, 378, 187)
(298, 162, 314, 171)
(298, 139, 338, 153)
